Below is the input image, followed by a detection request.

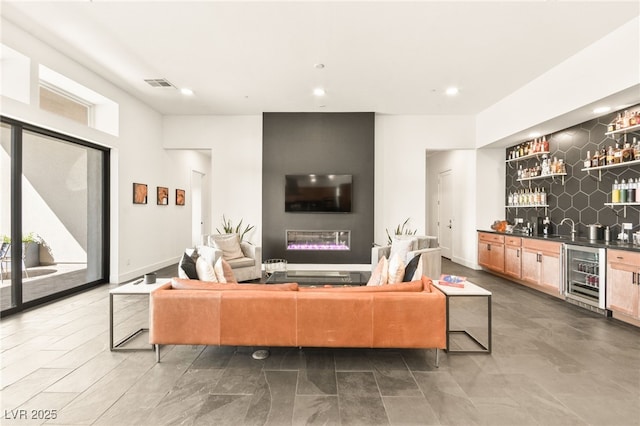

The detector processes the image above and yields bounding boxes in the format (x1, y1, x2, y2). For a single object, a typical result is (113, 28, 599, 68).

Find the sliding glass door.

(1, 117, 109, 315)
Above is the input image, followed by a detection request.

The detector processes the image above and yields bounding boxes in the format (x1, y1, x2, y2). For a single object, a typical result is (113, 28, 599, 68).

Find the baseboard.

(451, 256, 481, 270)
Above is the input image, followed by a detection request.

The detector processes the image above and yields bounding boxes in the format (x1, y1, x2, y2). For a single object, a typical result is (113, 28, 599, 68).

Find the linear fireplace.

(286, 230, 350, 251)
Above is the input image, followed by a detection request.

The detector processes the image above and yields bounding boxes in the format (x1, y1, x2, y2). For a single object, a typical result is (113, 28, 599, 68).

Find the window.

(39, 83, 91, 126)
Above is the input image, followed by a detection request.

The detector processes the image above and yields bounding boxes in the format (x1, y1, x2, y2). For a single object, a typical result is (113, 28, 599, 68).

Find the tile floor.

(1, 259, 639, 425)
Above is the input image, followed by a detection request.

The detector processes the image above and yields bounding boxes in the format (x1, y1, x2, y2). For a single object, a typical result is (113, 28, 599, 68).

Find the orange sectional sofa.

(149, 276, 447, 365)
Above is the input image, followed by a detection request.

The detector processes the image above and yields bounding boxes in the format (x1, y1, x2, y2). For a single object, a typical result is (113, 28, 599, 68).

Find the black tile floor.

(1, 259, 639, 425)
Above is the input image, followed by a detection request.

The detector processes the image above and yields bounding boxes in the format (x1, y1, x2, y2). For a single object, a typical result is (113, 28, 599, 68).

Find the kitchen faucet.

(560, 218, 577, 240)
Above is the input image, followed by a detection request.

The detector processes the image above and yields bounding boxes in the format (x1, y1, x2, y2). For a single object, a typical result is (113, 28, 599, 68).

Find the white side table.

(432, 280, 492, 354)
(109, 278, 170, 353)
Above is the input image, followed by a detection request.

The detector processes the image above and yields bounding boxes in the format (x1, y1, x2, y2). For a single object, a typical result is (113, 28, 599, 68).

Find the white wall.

(0, 18, 210, 282)
(374, 114, 475, 247)
(476, 16, 640, 148)
(162, 115, 263, 245)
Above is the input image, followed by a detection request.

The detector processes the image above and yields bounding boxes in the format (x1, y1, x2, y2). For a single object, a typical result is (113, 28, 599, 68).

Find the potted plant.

(386, 218, 417, 244)
(216, 215, 255, 243)
(1, 232, 43, 267)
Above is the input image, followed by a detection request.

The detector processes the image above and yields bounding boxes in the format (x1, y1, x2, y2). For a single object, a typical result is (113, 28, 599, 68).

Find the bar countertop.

(477, 229, 640, 253)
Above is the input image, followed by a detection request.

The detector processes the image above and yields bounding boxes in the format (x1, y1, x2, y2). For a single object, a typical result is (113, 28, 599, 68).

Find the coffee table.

(109, 278, 170, 353)
(432, 279, 492, 354)
(265, 270, 367, 286)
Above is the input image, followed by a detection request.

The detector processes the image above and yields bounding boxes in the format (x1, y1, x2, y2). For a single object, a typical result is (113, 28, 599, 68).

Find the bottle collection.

(611, 178, 640, 204)
(607, 110, 640, 133)
(583, 136, 640, 169)
(507, 188, 547, 206)
(517, 155, 565, 179)
(507, 136, 549, 160)
(576, 262, 600, 289)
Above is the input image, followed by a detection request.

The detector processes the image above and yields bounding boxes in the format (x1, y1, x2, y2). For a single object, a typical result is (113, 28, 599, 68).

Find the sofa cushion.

(227, 256, 255, 269)
(387, 254, 405, 284)
(196, 256, 219, 282)
(211, 234, 244, 260)
(178, 252, 198, 279)
(300, 280, 423, 292)
(171, 278, 298, 291)
(214, 257, 237, 283)
(403, 254, 423, 282)
(367, 255, 388, 286)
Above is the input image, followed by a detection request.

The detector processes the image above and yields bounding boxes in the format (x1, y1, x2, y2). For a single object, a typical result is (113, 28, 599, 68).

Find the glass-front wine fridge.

(564, 244, 606, 310)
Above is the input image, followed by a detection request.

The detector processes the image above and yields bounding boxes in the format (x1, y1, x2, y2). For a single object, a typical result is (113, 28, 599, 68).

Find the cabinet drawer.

(478, 232, 504, 244)
(607, 249, 640, 267)
(522, 238, 561, 255)
(505, 236, 521, 247)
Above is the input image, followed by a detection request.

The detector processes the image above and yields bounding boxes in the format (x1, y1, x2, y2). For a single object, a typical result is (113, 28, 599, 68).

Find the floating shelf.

(505, 151, 550, 163)
(582, 159, 640, 181)
(505, 204, 549, 215)
(517, 173, 566, 185)
(605, 123, 640, 136)
(603, 202, 640, 218)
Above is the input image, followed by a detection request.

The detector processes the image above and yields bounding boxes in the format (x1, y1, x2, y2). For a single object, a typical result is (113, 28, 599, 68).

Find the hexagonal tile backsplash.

(505, 106, 640, 238)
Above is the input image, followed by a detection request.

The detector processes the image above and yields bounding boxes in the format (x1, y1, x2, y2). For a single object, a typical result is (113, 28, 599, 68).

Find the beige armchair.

(371, 235, 441, 280)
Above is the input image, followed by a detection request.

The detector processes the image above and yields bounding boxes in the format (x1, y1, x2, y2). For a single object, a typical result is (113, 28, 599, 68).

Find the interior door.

(438, 170, 453, 259)
(191, 170, 204, 246)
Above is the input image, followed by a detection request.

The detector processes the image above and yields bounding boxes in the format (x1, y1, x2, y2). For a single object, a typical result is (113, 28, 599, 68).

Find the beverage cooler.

(564, 244, 606, 310)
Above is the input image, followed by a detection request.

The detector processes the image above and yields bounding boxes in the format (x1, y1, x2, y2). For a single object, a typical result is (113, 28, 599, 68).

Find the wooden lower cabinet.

(606, 249, 640, 325)
(521, 239, 562, 297)
(504, 236, 522, 279)
(478, 232, 504, 273)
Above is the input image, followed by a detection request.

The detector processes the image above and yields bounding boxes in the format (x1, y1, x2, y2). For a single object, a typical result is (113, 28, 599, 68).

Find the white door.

(438, 170, 453, 259)
(191, 170, 204, 246)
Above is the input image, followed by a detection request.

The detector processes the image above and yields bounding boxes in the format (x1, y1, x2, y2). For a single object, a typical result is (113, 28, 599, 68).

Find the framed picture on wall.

(133, 183, 148, 204)
(176, 189, 185, 206)
(157, 186, 169, 205)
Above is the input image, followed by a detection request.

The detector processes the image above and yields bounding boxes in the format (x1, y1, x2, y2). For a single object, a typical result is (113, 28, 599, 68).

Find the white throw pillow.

(389, 237, 417, 263)
(196, 245, 217, 267)
(387, 254, 406, 284)
(196, 256, 218, 282)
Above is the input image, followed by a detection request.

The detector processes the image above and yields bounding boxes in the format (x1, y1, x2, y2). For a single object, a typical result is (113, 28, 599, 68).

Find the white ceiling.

(1, 1, 639, 117)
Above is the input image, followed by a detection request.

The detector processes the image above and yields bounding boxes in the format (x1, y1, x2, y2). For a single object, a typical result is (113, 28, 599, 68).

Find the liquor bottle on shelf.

(584, 151, 591, 168)
(634, 137, 640, 161)
(613, 144, 622, 164)
(612, 179, 620, 203)
(591, 149, 600, 168)
(599, 148, 607, 167)
(620, 179, 628, 203)
(629, 178, 636, 202)
(606, 145, 614, 165)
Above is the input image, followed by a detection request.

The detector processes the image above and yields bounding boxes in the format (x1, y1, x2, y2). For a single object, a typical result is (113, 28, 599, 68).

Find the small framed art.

(157, 186, 169, 205)
(133, 183, 148, 204)
(176, 189, 185, 206)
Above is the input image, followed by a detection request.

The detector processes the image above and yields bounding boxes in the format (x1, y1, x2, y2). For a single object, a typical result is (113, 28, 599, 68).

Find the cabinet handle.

(633, 272, 637, 285)
(517, 249, 520, 258)
(487, 244, 491, 252)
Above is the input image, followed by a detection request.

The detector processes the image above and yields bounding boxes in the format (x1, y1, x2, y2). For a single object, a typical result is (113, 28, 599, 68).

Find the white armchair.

(200, 234, 262, 282)
(371, 235, 441, 280)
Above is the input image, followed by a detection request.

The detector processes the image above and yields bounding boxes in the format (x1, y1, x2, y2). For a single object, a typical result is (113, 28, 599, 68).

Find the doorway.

(191, 170, 205, 246)
(438, 170, 453, 259)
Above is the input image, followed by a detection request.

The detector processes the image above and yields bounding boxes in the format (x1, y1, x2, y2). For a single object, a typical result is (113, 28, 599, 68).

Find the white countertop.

(109, 278, 171, 295)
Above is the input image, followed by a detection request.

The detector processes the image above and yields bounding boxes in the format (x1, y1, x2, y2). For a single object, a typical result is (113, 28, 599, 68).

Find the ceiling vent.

(144, 78, 175, 88)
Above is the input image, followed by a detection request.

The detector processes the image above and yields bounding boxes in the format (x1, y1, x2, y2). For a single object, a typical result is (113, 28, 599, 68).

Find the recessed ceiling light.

(593, 106, 611, 114)
(180, 88, 194, 96)
(445, 87, 459, 96)
(313, 88, 326, 97)
(314, 63, 325, 69)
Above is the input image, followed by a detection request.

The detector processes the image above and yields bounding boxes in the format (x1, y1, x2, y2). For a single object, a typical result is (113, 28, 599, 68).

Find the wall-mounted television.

(285, 174, 352, 213)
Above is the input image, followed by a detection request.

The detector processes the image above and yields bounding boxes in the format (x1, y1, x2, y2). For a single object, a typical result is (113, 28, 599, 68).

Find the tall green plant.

(386, 217, 417, 244)
(216, 215, 255, 243)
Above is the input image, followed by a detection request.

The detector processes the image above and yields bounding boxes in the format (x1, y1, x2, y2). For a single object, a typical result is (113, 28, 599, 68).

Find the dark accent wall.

(262, 112, 375, 263)
(505, 105, 640, 238)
